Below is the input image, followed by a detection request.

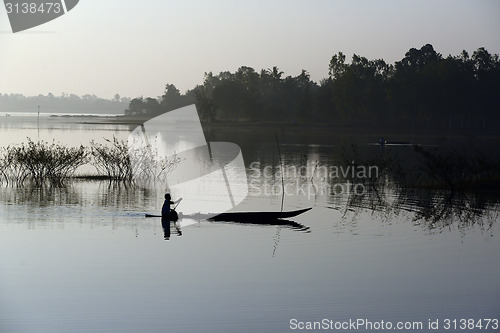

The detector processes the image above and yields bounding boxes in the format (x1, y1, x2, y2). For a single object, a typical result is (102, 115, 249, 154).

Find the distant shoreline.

(5, 112, 499, 140)
(82, 114, 500, 141)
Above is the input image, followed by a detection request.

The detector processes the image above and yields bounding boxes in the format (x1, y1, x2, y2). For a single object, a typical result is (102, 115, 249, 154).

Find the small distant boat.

(381, 141, 413, 146)
(5, 113, 10, 116)
(377, 137, 413, 146)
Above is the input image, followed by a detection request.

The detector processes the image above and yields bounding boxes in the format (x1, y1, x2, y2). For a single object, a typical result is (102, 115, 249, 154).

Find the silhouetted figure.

(161, 193, 182, 241)
(162, 193, 182, 217)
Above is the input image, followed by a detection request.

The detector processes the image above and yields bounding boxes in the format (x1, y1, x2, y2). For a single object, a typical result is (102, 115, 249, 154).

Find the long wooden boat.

(208, 207, 311, 221)
(145, 207, 311, 222)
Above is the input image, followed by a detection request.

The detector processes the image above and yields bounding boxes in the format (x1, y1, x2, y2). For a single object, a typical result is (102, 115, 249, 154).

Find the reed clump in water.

(0, 138, 89, 185)
(0, 136, 182, 185)
(90, 137, 132, 181)
(89, 136, 180, 182)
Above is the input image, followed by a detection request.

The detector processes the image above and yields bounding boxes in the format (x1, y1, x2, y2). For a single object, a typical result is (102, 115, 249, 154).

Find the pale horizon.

(1, 0, 499, 99)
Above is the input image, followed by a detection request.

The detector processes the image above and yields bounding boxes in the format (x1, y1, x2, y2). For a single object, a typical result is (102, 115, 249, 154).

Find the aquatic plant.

(128, 136, 181, 185)
(1, 139, 89, 185)
(0, 136, 181, 185)
(0, 145, 29, 185)
(0, 148, 10, 184)
(90, 136, 180, 182)
(90, 137, 132, 180)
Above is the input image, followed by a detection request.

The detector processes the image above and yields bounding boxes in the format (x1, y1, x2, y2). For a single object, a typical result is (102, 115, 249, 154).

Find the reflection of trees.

(339, 183, 499, 233)
(335, 143, 500, 232)
(403, 189, 496, 231)
(0, 181, 160, 211)
(0, 184, 84, 207)
(94, 181, 163, 210)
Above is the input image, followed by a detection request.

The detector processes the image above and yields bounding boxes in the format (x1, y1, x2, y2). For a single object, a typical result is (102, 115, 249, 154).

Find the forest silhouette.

(124, 44, 500, 130)
(2, 44, 498, 130)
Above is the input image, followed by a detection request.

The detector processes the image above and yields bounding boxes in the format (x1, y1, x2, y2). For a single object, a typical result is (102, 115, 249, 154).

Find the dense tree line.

(127, 44, 500, 129)
(125, 84, 195, 118)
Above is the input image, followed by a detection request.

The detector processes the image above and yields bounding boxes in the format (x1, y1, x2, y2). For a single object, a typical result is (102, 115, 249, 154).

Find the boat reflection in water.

(206, 217, 310, 232)
(156, 210, 311, 240)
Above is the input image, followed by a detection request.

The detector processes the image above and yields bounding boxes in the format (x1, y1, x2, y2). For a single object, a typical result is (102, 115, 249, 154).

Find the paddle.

(173, 199, 182, 210)
(145, 198, 182, 218)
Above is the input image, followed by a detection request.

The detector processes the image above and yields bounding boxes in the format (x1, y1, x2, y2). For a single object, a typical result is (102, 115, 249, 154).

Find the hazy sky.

(0, 0, 499, 99)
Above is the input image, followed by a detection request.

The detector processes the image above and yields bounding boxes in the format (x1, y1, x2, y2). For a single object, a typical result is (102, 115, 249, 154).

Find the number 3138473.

(5, 2, 62, 14)
(443, 319, 499, 330)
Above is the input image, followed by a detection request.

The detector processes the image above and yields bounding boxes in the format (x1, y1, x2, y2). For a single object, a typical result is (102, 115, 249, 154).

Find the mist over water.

(1, 115, 499, 333)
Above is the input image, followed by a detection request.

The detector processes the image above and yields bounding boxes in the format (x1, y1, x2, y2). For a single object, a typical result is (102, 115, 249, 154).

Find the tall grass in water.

(0, 139, 88, 185)
(90, 137, 132, 180)
(127, 136, 181, 185)
(0, 136, 181, 186)
(89, 136, 181, 182)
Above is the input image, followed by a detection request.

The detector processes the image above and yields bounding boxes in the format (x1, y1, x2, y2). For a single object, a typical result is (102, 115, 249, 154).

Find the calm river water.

(0, 114, 499, 333)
